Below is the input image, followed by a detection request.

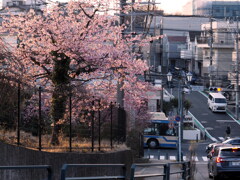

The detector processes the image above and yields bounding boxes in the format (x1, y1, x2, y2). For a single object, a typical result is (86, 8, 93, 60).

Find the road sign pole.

(177, 80, 182, 162)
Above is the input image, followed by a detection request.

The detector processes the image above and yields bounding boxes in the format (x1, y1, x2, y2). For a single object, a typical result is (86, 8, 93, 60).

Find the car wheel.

(209, 173, 213, 179)
(147, 139, 159, 149)
(213, 174, 221, 180)
(211, 107, 215, 113)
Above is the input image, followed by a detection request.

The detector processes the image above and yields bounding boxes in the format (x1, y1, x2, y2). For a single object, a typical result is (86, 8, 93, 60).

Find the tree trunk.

(50, 84, 68, 145)
(50, 55, 70, 145)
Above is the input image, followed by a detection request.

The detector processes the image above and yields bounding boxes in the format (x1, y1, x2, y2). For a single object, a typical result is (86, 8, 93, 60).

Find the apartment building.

(180, 31, 202, 74)
(149, 15, 209, 74)
(0, 0, 46, 10)
(196, 21, 236, 86)
(193, 0, 240, 19)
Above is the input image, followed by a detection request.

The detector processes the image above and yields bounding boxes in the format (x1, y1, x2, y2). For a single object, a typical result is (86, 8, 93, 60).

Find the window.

(144, 123, 157, 135)
(213, 149, 219, 156)
(220, 149, 240, 157)
(226, 7, 229, 13)
(205, 50, 208, 56)
(208, 95, 213, 101)
(215, 98, 226, 103)
(214, 7, 220, 13)
(144, 123, 176, 136)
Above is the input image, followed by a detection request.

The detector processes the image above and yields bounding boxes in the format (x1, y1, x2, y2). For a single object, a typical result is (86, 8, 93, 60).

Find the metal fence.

(130, 162, 191, 180)
(0, 82, 126, 152)
(0, 162, 191, 180)
(60, 164, 126, 180)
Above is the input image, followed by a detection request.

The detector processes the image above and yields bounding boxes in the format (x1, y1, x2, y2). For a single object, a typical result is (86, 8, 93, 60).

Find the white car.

(183, 87, 191, 94)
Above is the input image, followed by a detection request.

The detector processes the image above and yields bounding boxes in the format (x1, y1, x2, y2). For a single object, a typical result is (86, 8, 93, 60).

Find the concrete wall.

(0, 142, 133, 180)
(183, 129, 201, 140)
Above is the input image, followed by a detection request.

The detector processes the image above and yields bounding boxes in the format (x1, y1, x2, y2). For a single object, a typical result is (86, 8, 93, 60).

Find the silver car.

(208, 146, 240, 179)
(206, 137, 240, 154)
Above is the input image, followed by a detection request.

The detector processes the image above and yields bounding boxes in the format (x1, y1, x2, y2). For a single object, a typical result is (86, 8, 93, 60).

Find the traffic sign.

(175, 116, 181, 122)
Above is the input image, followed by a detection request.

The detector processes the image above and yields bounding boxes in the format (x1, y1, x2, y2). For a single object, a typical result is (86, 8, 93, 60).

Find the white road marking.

(218, 137, 225, 141)
(206, 127, 214, 130)
(216, 120, 235, 123)
(160, 156, 165, 160)
(183, 156, 187, 161)
(195, 157, 199, 161)
(145, 154, 209, 162)
(202, 156, 208, 161)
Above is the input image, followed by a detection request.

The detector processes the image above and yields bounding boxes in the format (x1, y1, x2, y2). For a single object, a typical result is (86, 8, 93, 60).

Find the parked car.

(189, 72, 199, 85)
(208, 146, 240, 179)
(222, 137, 240, 145)
(180, 84, 191, 94)
(206, 143, 228, 159)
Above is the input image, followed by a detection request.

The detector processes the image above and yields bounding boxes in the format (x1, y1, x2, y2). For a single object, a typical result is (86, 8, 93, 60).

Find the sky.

(48, 0, 191, 14)
(156, 0, 191, 14)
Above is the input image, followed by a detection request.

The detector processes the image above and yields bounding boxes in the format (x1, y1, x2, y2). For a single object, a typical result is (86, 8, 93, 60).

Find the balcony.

(180, 49, 193, 59)
(197, 37, 234, 49)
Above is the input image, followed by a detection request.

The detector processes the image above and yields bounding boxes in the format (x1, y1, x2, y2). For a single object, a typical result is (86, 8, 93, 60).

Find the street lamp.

(186, 72, 193, 83)
(154, 72, 172, 112)
(167, 72, 173, 82)
(178, 71, 192, 162)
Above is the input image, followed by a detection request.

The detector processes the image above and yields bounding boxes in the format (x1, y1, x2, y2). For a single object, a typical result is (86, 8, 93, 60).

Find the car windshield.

(223, 139, 240, 144)
(220, 149, 240, 157)
(215, 98, 226, 103)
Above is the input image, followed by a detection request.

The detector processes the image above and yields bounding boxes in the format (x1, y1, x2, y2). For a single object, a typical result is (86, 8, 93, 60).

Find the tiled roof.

(167, 36, 187, 42)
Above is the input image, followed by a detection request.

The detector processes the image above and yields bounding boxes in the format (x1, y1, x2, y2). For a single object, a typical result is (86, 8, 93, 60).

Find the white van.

(208, 92, 227, 112)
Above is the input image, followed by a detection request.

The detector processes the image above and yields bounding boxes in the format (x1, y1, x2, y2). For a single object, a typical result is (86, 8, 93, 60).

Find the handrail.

(130, 163, 167, 180)
(0, 165, 52, 180)
(60, 164, 126, 180)
(130, 161, 191, 180)
(0, 162, 191, 180)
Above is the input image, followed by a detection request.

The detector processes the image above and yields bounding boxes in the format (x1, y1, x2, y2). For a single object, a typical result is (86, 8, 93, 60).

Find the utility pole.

(209, 16, 213, 87)
(177, 80, 182, 162)
(117, 0, 127, 108)
(235, 16, 239, 120)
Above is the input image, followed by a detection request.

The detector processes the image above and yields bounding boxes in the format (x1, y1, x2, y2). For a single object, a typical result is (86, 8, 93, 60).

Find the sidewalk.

(134, 159, 190, 180)
(227, 104, 240, 120)
(134, 159, 208, 180)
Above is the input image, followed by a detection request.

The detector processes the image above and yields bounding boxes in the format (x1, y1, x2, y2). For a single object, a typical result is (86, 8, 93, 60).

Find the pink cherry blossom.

(0, 0, 156, 144)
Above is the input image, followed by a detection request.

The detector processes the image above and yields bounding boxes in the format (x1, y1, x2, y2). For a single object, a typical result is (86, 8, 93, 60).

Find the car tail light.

(216, 157, 225, 163)
(232, 148, 240, 152)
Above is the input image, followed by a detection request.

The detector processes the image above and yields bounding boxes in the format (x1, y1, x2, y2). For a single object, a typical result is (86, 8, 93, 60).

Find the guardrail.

(188, 111, 216, 141)
(60, 164, 126, 180)
(130, 161, 191, 180)
(0, 165, 52, 180)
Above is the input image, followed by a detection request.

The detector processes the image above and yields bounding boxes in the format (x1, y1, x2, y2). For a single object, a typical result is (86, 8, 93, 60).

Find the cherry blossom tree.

(0, 0, 155, 145)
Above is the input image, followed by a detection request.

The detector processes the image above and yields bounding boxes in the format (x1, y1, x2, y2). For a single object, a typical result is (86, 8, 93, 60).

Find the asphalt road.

(186, 91, 240, 141)
(141, 90, 240, 179)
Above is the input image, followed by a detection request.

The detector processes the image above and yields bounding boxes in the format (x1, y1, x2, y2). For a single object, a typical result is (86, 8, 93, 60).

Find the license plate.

(232, 162, 240, 166)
